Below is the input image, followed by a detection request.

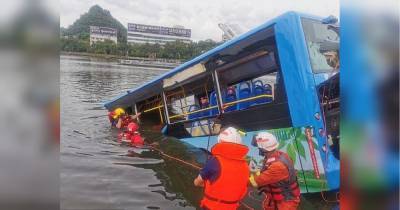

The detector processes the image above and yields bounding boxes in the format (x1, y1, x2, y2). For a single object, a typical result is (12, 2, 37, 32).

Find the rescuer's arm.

(131, 112, 141, 120)
(116, 117, 123, 129)
(193, 156, 220, 187)
(255, 161, 289, 187)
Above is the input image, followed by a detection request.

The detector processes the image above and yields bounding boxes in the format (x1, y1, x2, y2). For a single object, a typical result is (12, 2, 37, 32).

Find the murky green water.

(60, 55, 339, 210)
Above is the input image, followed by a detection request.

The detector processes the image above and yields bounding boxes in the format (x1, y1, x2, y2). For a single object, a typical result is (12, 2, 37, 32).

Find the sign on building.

(127, 23, 191, 45)
(90, 26, 118, 45)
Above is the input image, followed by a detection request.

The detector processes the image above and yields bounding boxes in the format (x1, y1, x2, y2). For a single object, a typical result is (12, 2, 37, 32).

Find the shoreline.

(60, 51, 182, 62)
(61, 51, 181, 69)
(60, 51, 125, 61)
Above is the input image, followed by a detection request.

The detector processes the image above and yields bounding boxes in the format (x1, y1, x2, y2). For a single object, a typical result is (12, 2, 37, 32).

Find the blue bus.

(105, 11, 340, 193)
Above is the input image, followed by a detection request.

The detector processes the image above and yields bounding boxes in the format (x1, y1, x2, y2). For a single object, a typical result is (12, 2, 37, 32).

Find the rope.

(146, 144, 254, 209)
(205, 118, 212, 159)
(149, 145, 202, 170)
(247, 189, 263, 202)
(240, 201, 255, 210)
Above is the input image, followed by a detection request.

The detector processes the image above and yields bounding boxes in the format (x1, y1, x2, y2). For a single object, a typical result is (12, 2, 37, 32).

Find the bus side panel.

(274, 13, 339, 190)
(249, 127, 328, 193)
(180, 126, 329, 193)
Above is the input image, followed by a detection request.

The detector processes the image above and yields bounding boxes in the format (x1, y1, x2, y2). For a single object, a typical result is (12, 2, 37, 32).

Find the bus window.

(302, 18, 340, 75)
(136, 94, 165, 125)
(216, 50, 280, 112)
(165, 73, 218, 124)
(219, 72, 277, 112)
(211, 29, 292, 130)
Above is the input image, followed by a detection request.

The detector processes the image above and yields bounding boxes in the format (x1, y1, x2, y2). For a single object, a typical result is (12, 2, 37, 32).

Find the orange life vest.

(108, 111, 116, 123)
(121, 115, 133, 128)
(260, 151, 300, 201)
(200, 142, 250, 210)
(131, 132, 144, 146)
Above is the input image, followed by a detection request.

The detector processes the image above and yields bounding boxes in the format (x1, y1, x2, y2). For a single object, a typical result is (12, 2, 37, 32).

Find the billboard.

(128, 23, 191, 38)
(90, 26, 117, 36)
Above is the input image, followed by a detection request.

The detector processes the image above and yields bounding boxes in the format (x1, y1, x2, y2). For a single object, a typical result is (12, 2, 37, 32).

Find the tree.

(90, 40, 117, 55)
(60, 38, 89, 52)
(64, 5, 127, 43)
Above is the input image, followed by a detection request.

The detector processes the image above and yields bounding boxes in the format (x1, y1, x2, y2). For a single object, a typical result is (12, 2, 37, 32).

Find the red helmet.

(127, 122, 139, 132)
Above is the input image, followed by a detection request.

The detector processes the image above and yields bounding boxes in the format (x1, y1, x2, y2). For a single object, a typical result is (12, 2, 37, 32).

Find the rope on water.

(147, 144, 254, 209)
(149, 145, 202, 170)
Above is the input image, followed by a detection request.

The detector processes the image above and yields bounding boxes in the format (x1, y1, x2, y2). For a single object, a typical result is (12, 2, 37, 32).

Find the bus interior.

(164, 26, 293, 138)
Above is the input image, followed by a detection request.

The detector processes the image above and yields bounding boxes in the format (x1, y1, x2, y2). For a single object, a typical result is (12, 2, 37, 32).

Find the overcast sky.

(60, 0, 339, 41)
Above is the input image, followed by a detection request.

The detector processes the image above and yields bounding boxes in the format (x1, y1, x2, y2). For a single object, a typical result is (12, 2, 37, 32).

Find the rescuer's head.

(127, 122, 139, 133)
(113, 107, 125, 119)
(252, 132, 279, 156)
(217, 127, 242, 144)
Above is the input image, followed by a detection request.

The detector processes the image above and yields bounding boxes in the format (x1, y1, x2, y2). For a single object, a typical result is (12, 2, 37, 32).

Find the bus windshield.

(302, 18, 340, 74)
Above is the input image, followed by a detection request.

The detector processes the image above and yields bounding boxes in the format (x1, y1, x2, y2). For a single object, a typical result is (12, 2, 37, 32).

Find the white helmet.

(254, 132, 279, 151)
(217, 127, 242, 144)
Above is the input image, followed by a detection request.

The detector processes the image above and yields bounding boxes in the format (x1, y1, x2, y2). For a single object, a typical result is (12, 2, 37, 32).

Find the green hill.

(64, 5, 126, 43)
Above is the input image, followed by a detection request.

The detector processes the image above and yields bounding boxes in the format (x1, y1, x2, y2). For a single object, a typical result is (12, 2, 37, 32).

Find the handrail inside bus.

(169, 105, 219, 120)
(168, 94, 273, 120)
(223, 94, 273, 107)
(143, 105, 164, 113)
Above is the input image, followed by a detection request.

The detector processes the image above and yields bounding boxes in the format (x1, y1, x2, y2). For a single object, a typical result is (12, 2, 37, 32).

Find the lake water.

(60, 55, 339, 210)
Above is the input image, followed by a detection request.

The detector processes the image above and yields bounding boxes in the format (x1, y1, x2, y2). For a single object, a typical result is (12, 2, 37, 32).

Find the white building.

(90, 26, 118, 45)
(127, 23, 191, 45)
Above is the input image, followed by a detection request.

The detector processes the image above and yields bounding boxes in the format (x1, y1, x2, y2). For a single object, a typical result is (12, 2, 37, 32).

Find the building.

(127, 23, 191, 45)
(89, 26, 118, 45)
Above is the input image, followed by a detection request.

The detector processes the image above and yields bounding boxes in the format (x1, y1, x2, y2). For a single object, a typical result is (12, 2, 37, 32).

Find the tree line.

(60, 38, 220, 61)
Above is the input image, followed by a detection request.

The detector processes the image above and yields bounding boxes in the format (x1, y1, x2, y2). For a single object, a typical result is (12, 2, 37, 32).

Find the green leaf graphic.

(277, 141, 285, 150)
(296, 141, 306, 159)
(287, 143, 296, 164)
(288, 128, 295, 139)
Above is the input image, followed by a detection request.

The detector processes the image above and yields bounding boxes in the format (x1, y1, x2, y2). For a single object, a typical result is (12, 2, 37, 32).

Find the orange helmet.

(127, 122, 139, 132)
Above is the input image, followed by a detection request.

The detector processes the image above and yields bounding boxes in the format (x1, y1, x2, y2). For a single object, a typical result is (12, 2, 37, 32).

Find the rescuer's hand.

(194, 174, 205, 187)
(249, 174, 258, 188)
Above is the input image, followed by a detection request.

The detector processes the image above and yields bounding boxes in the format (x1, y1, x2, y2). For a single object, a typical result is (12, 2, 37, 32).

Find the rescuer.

(249, 132, 300, 210)
(108, 107, 141, 129)
(193, 127, 249, 210)
(118, 122, 144, 146)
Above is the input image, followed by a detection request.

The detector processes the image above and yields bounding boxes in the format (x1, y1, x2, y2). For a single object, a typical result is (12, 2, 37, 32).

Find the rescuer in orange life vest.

(193, 127, 250, 210)
(108, 108, 141, 129)
(118, 122, 144, 146)
(249, 132, 300, 210)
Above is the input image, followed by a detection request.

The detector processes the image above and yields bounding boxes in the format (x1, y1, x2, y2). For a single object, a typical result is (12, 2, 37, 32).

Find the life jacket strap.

(204, 194, 239, 204)
(268, 182, 299, 194)
(258, 180, 299, 193)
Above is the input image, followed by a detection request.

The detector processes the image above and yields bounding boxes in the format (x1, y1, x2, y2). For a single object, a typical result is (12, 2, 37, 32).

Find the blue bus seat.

(209, 91, 219, 115)
(223, 87, 237, 112)
(188, 105, 200, 120)
(264, 84, 273, 103)
(238, 82, 252, 110)
(252, 80, 268, 104)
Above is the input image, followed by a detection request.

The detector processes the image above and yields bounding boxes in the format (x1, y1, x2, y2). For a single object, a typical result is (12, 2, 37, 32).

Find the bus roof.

(104, 11, 324, 110)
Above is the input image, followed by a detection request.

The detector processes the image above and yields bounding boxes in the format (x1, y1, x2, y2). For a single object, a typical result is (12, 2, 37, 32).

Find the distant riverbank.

(60, 52, 181, 69)
(61, 51, 128, 61)
(61, 51, 181, 62)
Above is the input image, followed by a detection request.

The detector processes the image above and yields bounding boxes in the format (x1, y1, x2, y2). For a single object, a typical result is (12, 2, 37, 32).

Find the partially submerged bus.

(105, 11, 340, 193)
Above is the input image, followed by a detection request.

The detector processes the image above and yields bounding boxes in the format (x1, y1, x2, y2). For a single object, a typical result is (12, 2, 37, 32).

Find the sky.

(60, 0, 339, 41)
